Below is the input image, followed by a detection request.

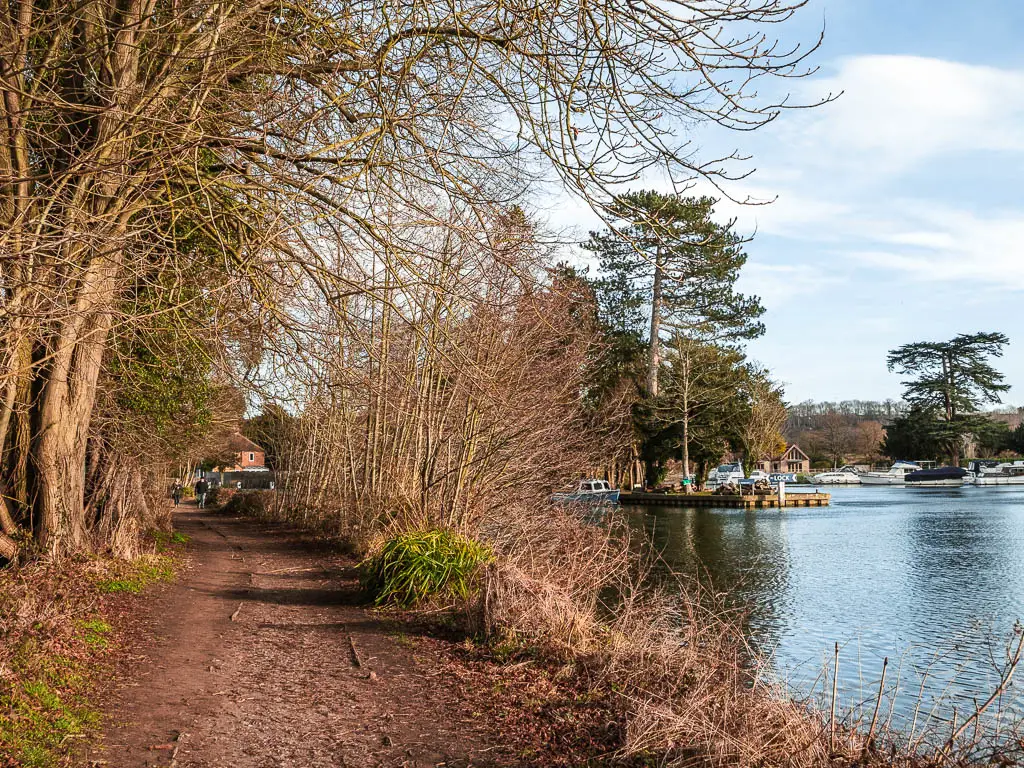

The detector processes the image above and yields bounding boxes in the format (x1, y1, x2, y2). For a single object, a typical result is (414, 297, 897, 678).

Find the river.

(624, 485, 1024, 738)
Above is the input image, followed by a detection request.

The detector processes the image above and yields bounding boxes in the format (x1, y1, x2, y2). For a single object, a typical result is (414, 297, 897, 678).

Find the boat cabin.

(577, 479, 613, 493)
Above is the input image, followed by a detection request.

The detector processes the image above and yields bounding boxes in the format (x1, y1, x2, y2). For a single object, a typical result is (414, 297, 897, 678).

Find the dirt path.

(87, 504, 503, 768)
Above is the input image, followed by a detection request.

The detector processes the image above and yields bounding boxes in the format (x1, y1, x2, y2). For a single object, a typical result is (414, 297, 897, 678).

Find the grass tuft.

(0, 670, 99, 768)
(152, 529, 190, 552)
(362, 530, 493, 608)
(94, 555, 174, 593)
(79, 617, 112, 649)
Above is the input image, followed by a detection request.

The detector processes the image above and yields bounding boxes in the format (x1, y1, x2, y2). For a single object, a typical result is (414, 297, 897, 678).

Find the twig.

(259, 566, 320, 575)
(230, 604, 242, 622)
(939, 629, 1024, 758)
(864, 656, 887, 754)
(348, 634, 363, 668)
(829, 641, 839, 753)
(169, 732, 188, 768)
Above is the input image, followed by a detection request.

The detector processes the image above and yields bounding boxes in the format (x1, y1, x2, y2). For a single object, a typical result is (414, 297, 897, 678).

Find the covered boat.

(905, 466, 967, 487)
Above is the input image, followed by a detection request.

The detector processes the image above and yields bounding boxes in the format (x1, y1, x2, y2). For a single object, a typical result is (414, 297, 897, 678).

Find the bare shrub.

(476, 502, 834, 766)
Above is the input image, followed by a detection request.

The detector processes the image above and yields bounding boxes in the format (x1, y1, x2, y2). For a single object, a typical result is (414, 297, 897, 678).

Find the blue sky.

(549, 0, 1024, 405)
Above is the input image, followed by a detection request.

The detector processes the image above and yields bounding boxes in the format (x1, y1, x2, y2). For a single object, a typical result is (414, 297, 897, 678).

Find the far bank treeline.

(786, 334, 1022, 469)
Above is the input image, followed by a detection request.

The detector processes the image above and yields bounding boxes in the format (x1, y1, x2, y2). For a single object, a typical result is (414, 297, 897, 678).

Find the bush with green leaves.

(362, 530, 493, 608)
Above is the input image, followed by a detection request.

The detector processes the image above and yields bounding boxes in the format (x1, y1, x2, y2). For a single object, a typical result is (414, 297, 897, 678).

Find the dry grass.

(218, 488, 1024, 767)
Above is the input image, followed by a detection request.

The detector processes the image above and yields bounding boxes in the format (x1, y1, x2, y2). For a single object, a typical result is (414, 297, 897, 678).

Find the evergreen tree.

(886, 332, 1010, 465)
(880, 407, 946, 462)
(585, 192, 765, 398)
(1009, 422, 1024, 456)
(654, 336, 747, 490)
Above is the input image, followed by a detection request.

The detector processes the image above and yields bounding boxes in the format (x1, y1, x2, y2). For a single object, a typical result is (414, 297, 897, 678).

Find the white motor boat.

(552, 478, 621, 504)
(811, 466, 862, 485)
(859, 461, 922, 486)
(966, 460, 1024, 486)
(708, 462, 745, 488)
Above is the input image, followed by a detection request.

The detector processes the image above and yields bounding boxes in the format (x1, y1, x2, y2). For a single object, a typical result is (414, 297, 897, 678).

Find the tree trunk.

(647, 248, 663, 397)
(681, 345, 692, 493)
(32, 298, 113, 555)
(682, 410, 691, 493)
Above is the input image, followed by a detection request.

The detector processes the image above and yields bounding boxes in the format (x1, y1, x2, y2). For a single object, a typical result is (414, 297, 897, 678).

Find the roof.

(227, 432, 264, 453)
(762, 444, 809, 461)
(783, 444, 809, 461)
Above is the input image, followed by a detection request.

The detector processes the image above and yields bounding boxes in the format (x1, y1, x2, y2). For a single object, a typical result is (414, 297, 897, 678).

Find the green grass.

(78, 618, 112, 650)
(153, 529, 190, 552)
(362, 529, 493, 608)
(95, 555, 175, 593)
(0, 667, 99, 767)
(1, 552, 181, 767)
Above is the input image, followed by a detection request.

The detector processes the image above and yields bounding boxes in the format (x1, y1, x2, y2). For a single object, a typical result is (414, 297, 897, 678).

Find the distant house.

(756, 444, 811, 475)
(220, 433, 267, 471)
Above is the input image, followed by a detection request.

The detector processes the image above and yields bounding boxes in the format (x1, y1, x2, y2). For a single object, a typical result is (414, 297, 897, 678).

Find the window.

(249, 452, 255, 462)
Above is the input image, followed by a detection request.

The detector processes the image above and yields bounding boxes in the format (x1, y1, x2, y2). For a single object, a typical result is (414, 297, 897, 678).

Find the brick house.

(756, 444, 811, 475)
(220, 432, 267, 471)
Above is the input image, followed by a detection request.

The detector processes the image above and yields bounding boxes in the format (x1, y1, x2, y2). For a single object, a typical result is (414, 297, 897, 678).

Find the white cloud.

(541, 54, 1024, 296)
(846, 204, 1024, 290)
(791, 55, 1024, 176)
(738, 263, 844, 308)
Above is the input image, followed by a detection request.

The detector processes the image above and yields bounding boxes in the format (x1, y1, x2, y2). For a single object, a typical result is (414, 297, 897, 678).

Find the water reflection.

(625, 486, 1024, 731)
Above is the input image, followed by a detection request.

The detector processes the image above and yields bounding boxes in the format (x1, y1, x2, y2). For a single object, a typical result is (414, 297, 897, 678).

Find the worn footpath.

(85, 504, 509, 768)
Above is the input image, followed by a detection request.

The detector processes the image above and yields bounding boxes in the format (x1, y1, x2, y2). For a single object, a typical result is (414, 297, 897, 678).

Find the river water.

(624, 485, 1024, 735)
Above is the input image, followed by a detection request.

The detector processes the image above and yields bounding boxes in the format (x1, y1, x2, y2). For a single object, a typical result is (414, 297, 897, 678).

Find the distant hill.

(785, 400, 906, 468)
(787, 401, 1024, 467)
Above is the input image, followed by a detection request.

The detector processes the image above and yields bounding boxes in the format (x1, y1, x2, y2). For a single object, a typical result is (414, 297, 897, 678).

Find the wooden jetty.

(621, 490, 830, 509)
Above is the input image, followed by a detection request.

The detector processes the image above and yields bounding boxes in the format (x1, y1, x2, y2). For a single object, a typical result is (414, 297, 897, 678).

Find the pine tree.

(886, 332, 1010, 465)
(585, 192, 765, 399)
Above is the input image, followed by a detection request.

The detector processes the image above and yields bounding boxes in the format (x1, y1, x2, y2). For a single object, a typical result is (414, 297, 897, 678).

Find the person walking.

(195, 477, 209, 509)
(172, 481, 182, 507)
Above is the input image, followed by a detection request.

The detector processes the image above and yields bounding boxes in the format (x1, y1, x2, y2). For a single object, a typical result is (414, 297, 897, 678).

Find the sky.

(544, 0, 1024, 405)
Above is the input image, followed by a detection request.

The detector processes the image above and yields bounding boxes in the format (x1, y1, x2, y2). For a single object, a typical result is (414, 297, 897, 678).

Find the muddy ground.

(81, 504, 620, 768)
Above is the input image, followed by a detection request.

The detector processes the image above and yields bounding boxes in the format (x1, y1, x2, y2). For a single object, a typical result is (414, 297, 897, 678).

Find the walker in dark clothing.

(195, 479, 209, 509)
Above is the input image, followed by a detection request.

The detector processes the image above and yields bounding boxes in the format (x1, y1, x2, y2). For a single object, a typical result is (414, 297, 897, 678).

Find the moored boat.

(859, 461, 922, 486)
(708, 462, 745, 488)
(905, 466, 967, 487)
(812, 466, 862, 485)
(966, 460, 1024, 486)
(552, 478, 621, 504)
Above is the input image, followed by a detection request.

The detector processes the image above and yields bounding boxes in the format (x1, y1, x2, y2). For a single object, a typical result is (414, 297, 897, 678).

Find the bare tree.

(738, 369, 787, 474)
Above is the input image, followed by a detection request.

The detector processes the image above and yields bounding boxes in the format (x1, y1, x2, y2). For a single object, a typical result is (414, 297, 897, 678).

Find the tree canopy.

(886, 332, 1010, 464)
(585, 193, 765, 397)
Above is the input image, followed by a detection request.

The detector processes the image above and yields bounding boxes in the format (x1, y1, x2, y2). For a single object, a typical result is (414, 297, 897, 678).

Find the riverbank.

(6, 494, 1021, 767)
(625, 486, 1024, 741)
